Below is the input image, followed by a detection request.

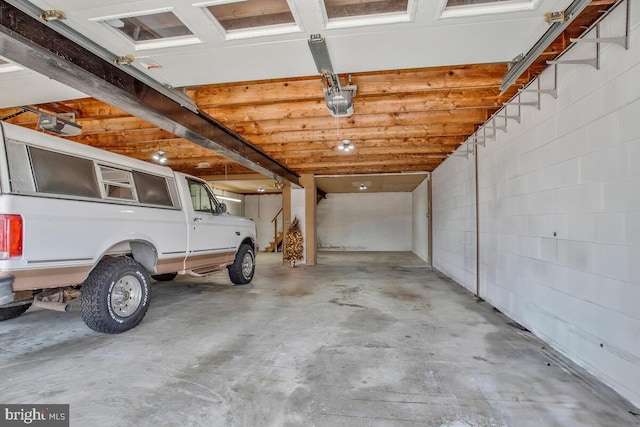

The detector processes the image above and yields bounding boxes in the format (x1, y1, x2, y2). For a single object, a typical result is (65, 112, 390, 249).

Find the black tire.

(228, 244, 255, 285)
(151, 272, 177, 282)
(80, 257, 151, 334)
(0, 303, 31, 321)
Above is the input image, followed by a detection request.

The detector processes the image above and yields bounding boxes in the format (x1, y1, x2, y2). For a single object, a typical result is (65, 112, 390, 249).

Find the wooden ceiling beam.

(254, 136, 464, 151)
(285, 155, 443, 169)
(265, 145, 460, 159)
(48, 98, 131, 120)
(180, 164, 256, 178)
(245, 123, 475, 144)
(202, 90, 502, 122)
(307, 164, 440, 174)
(205, 0, 291, 20)
(190, 63, 510, 106)
(70, 128, 181, 145)
(228, 109, 488, 135)
(71, 133, 465, 152)
(295, 160, 442, 173)
(4, 113, 156, 134)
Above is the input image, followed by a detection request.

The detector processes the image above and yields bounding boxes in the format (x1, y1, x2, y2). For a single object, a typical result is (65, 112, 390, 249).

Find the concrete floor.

(1, 252, 638, 427)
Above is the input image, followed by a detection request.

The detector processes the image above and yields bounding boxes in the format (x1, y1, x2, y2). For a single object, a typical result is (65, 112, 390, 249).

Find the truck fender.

(242, 237, 257, 254)
(91, 240, 158, 276)
(130, 240, 158, 273)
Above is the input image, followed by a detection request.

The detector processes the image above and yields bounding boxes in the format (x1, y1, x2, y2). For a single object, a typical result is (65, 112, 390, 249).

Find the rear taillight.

(0, 214, 23, 259)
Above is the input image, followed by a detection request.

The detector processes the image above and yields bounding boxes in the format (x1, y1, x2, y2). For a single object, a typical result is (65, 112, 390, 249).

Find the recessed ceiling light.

(337, 139, 354, 152)
(152, 150, 168, 164)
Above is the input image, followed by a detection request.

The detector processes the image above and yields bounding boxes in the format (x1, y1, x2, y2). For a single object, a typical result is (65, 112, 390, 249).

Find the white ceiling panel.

(0, 68, 86, 109)
(0, 0, 573, 96)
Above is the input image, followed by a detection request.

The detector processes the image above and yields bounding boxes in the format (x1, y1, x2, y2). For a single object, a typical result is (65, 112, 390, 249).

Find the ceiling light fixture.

(337, 139, 354, 152)
(217, 195, 241, 203)
(359, 183, 367, 191)
(257, 186, 266, 193)
(152, 150, 168, 164)
(274, 180, 284, 190)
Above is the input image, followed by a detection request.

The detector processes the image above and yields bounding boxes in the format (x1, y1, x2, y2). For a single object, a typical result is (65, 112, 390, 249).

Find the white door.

(186, 179, 239, 269)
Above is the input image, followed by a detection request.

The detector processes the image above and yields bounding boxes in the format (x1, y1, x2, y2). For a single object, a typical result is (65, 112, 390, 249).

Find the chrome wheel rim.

(241, 252, 254, 279)
(111, 274, 143, 318)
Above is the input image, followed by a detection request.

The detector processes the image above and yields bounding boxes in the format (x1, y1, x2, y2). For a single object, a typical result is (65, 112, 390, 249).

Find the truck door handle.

(193, 217, 203, 222)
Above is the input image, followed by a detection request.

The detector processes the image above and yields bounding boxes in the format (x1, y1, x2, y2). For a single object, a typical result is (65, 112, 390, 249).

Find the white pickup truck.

(0, 122, 257, 333)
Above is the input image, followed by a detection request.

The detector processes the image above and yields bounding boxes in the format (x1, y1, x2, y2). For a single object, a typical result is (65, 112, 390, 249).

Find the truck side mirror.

(218, 203, 227, 214)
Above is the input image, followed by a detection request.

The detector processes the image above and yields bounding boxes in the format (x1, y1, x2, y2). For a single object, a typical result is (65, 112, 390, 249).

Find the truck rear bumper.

(0, 275, 15, 305)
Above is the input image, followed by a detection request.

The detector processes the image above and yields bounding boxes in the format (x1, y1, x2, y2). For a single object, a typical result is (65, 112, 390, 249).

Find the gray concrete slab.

(1, 252, 638, 427)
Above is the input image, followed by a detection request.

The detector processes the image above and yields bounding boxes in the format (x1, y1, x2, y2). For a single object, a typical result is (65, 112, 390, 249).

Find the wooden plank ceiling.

(0, 0, 616, 184)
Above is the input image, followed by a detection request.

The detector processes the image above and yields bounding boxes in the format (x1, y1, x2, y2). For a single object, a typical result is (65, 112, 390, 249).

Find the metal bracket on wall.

(507, 92, 541, 110)
(475, 127, 496, 145)
(484, 116, 508, 133)
(463, 134, 479, 148)
(519, 65, 558, 99)
(450, 140, 474, 158)
(548, 24, 601, 69)
(570, 0, 630, 50)
(496, 103, 521, 124)
(546, 0, 630, 76)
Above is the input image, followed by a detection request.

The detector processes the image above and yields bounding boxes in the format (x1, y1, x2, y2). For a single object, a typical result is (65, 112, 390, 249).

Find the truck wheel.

(0, 303, 31, 321)
(151, 273, 177, 282)
(80, 257, 151, 334)
(228, 244, 255, 285)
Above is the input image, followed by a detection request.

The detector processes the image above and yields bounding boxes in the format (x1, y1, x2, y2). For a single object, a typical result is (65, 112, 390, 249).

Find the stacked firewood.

(284, 217, 303, 267)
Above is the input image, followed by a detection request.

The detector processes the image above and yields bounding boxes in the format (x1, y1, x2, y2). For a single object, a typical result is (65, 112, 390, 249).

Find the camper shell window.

(133, 170, 175, 207)
(99, 165, 136, 201)
(4, 140, 178, 209)
(30, 147, 101, 198)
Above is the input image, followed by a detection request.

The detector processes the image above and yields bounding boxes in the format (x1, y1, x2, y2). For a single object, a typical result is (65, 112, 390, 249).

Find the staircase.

(264, 208, 284, 253)
(264, 232, 284, 253)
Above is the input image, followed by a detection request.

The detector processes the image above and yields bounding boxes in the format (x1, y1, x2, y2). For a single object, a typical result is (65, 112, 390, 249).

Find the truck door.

(185, 179, 239, 270)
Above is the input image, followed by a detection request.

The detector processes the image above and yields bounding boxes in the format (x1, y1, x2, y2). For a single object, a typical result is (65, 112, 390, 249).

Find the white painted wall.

(432, 4, 640, 407)
(211, 189, 244, 217)
(317, 192, 412, 251)
(432, 152, 477, 292)
(244, 194, 282, 252)
(411, 177, 430, 263)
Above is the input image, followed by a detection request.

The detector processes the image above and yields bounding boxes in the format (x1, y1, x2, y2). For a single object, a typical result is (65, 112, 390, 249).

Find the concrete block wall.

(317, 192, 412, 251)
(432, 152, 477, 292)
(412, 178, 430, 262)
(432, 3, 640, 407)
